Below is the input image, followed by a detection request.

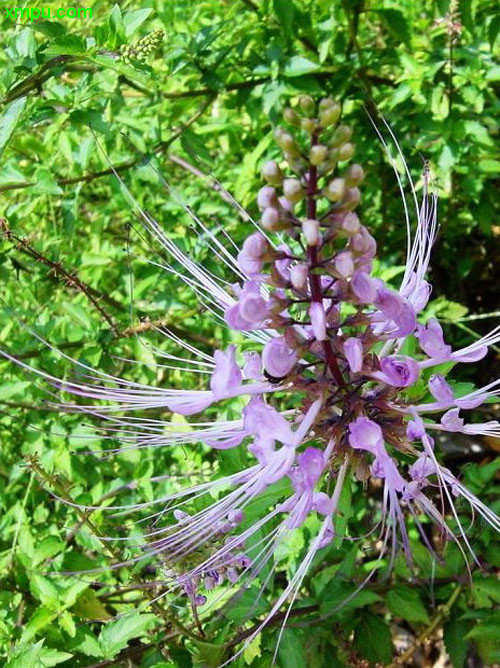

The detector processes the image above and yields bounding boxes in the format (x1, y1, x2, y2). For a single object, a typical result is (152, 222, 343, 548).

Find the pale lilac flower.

(371, 355, 420, 387)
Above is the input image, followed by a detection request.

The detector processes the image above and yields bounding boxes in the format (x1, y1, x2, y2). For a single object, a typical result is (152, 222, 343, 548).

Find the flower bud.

(257, 185, 277, 210)
(290, 263, 308, 290)
(344, 337, 363, 373)
(278, 196, 294, 213)
(242, 232, 267, 259)
(262, 160, 283, 186)
(284, 152, 306, 172)
(329, 125, 353, 147)
(309, 302, 327, 341)
(319, 97, 335, 110)
(283, 107, 300, 126)
(345, 163, 365, 186)
(274, 128, 298, 153)
(337, 142, 355, 161)
(333, 251, 355, 278)
(340, 187, 361, 211)
(283, 178, 305, 203)
(309, 144, 329, 166)
(341, 212, 361, 236)
(323, 178, 346, 202)
(302, 219, 320, 246)
(319, 102, 341, 128)
(261, 207, 280, 231)
(299, 95, 315, 116)
(300, 117, 318, 134)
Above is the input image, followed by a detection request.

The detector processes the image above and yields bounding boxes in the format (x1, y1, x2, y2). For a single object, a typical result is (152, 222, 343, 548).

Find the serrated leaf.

(278, 629, 306, 668)
(225, 587, 270, 624)
(0, 381, 31, 401)
(5, 641, 44, 668)
(72, 589, 111, 621)
(123, 8, 153, 38)
(444, 614, 469, 668)
(376, 9, 411, 43)
(353, 611, 393, 665)
(320, 580, 381, 615)
(273, 0, 295, 38)
(39, 649, 74, 667)
(386, 586, 430, 624)
(471, 576, 500, 608)
(44, 35, 87, 55)
(98, 612, 156, 659)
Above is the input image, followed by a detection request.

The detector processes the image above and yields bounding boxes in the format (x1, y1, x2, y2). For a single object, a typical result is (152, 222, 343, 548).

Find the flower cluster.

(119, 29, 164, 64)
(5, 95, 500, 650)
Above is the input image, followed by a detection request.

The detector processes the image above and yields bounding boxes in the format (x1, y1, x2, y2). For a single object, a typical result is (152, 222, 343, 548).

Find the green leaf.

(225, 587, 270, 624)
(353, 612, 393, 665)
(0, 381, 31, 401)
(278, 629, 306, 668)
(6, 641, 44, 668)
(444, 614, 469, 668)
(29, 21, 66, 38)
(471, 576, 500, 608)
(283, 56, 320, 77)
(320, 580, 381, 615)
(44, 35, 87, 55)
(123, 9, 154, 38)
(273, 0, 295, 38)
(488, 14, 500, 47)
(466, 613, 500, 665)
(72, 589, 112, 621)
(30, 575, 59, 610)
(98, 612, 157, 659)
(375, 9, 411, 43)
(0, 97, 27, 159)
(39, 649, 74, 667)
(386, 586, 430, 624)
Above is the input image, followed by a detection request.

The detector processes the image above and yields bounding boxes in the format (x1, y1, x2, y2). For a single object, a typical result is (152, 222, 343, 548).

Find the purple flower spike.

(7, 97, 500, 646)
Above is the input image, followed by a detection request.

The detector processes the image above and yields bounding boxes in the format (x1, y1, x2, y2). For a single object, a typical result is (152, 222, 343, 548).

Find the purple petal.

(344, 337, 363, 373)
(348, 416, 384, 455)
(309, 302, 327, 341)
(428, 374, 454, 404)
(262, 336, 297, 378)
(210, 346, 242, 399)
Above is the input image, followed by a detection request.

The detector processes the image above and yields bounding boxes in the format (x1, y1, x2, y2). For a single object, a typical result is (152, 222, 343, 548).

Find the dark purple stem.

(306, 140, 346, 388)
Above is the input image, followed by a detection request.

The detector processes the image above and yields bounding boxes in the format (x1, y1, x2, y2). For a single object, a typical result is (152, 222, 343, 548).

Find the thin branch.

(1, 55, 76, 106)
(1, 219, 118, 332)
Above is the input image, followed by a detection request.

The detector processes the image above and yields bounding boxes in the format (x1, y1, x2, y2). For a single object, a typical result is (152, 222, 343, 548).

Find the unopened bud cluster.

(258, 96, 364, 234)
(119, 29, 164, 63)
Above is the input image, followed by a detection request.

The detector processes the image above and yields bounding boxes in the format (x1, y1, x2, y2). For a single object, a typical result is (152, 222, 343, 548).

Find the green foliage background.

(0, 1, 499, 666)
